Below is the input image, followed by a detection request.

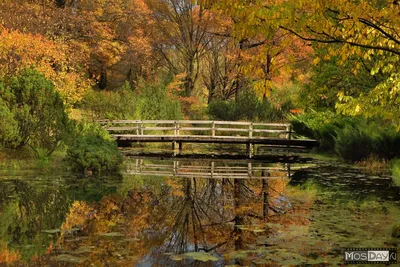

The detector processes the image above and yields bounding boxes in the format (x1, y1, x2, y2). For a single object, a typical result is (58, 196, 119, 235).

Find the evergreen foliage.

(66, 123, 122, 174)
(0, 68, 70, 156)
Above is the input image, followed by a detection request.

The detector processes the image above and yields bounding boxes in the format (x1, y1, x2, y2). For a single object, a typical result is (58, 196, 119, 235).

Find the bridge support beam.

(172, 141, 183, 155)
(246, 143, 254, 158)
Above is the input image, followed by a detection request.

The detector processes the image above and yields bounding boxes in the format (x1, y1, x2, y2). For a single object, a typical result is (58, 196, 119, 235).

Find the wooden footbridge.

(99, 120, 318, 157)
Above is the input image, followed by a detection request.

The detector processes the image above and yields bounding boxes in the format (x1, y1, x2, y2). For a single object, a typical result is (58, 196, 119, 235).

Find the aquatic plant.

(391, 224, 400, 238)
(391, 158, 400, 186)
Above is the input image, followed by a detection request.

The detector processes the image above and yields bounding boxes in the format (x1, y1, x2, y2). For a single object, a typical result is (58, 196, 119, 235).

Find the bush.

(208, 89, 285, 122)
(136, 84, 183, 120)
(66, 123, 122, 174)
(0, 68, 70, 156)
(392, 224, 400, 238)
(258, 97, 285, 122)
(390, 159, 400, 186)
(82, 82, 138, 120)
(208, 100, 236, 121)
(82, 82, 183, 120)
(0, 98, 20, 148)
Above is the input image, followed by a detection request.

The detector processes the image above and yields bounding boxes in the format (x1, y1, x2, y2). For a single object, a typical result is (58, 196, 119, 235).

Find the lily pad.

(183, 252, 219, 262)
(170, 252, 219, 262)
(55, 254, 88, 263)
(42, 229, 61, 234)
(98, 232, 124, 237)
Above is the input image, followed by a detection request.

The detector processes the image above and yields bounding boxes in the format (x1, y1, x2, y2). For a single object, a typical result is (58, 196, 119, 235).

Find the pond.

(0, 154, 399, 266)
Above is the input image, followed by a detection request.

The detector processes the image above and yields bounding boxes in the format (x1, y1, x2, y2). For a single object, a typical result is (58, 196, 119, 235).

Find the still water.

(0, 155, 399, 266)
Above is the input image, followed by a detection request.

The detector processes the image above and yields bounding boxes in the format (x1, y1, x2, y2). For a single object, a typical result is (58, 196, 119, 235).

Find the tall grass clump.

(290, 111, 360, 150)
(334, 123, 372, 162)
(334, 122, 400, 162)
(291, 111, 400, 162)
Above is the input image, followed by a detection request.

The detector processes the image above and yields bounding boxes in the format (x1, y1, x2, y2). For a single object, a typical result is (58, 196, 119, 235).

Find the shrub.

(66, 123, 122, 174)
(391, 159, 400, 186)
(0, 68, 70, 156)
(82, 82, 138, 120)
(82, 82, 183, 120)
(235, 89, 260, 120)
(136, 84, 183, 120)
(208, 100, 236, 121)
(392, 224, 400, 238)
(258, 97, 285, 122)
(0, 98, 20, 148)
(208, 89, 284, 122)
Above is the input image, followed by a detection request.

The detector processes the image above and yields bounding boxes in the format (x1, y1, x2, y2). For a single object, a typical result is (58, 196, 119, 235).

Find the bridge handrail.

(97, 119, 290, 127)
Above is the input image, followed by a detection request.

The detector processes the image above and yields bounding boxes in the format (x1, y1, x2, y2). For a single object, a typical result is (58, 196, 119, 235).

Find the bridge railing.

(125, 158, 292, 179)
(97, 120, 292, 139)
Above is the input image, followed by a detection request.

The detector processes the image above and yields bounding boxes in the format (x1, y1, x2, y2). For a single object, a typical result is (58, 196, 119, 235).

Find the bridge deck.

(114, 134, 317, 148)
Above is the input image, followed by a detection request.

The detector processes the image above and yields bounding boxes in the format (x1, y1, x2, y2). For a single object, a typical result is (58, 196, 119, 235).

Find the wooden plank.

(214, 127, 249, 132)
(252, 122, 290, 127)
(141, 127, 176, 131)
(252, 129, 289, 133)
(177, 120, 212, 124)
(179, 127, 211, 131)
(214, 121, 251, 126)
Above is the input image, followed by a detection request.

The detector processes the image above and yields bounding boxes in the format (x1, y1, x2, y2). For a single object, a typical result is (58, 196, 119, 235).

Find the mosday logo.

(368, 251, 389, 261)
(344, 248, 397, 264)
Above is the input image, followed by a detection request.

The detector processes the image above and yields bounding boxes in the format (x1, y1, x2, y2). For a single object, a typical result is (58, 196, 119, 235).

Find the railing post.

(140, 121, 144, 135)
(177, 121, 180, 136)
(249, 122, 253, 138)
(174, 121, 177, 136)
(248, 162, 252, 178)
(286, 124, 291, 140)
(286, 124, 292, 148)
(136, 122, 139, 136)
(211, 121, 215, 137)
(173, 161, 177, 176)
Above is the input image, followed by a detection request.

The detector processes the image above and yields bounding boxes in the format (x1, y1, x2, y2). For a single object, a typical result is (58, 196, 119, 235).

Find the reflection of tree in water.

(125, 164, 292, 259)
(0, 179, 71, 261)
(12, 163, 298, 266)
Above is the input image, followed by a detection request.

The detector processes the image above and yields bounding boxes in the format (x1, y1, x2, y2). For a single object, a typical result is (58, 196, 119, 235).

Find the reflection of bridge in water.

(125, 157, 301, 179)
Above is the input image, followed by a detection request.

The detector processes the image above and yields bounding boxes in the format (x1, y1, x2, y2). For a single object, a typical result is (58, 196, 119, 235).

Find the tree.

(0, 68, 70, 156)
(281, 0, 400, 125)
(201, 0, 313, 100)
(146, 0, 213, 97)
(0, 27, 91, 105)
(301, 46, 388, 111)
